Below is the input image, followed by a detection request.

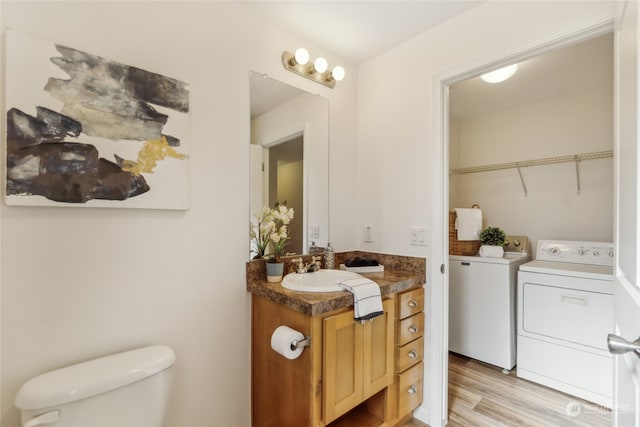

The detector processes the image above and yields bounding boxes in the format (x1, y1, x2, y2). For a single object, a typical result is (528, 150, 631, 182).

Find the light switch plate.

(309, 225, 320, 239)
(410, 226, 427, 246)
(364, 225, 374, 242)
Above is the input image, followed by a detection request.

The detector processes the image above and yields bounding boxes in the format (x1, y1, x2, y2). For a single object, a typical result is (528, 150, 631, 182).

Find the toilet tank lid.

(15, 345, 175, 410)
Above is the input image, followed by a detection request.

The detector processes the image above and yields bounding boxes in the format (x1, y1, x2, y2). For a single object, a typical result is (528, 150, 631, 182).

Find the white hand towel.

(454, 208, 483, 241)
(479, 245, 504, 258)
(339, 277, 384, 321)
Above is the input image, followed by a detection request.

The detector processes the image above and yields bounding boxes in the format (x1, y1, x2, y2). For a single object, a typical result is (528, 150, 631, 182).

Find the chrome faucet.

(291, 256, 322, 273)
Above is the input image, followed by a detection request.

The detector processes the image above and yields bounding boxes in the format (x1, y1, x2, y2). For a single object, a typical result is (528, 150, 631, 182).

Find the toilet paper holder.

(291, 336, 311, 350)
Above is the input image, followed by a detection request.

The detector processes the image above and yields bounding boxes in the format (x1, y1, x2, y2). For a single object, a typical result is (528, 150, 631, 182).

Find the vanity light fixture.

(313, 57, 328, 74)
(282, 48, 345, 89)
(293, 48, 309, 66)
(481, 64, 518, 83)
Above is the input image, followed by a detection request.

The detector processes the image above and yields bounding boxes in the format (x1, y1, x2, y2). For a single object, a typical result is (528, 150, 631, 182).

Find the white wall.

(0, 2, 358, 426)
(356, 1, 618, 424)
(451, 86, 614, 251)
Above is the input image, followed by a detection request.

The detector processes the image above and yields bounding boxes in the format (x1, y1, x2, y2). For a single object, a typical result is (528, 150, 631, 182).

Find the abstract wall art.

(5, 30, 191, 209)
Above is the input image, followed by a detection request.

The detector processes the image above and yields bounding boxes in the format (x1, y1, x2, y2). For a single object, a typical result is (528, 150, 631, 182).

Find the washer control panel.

(536, 240, 614, 266)
(504, 235, 529, 254)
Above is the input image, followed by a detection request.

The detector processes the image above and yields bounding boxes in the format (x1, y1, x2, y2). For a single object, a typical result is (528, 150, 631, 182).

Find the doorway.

(429, 15, 617, 427)
(250, 131, 305, 256)
(267, 135, 304, 255)
(447, 33, 614, 423)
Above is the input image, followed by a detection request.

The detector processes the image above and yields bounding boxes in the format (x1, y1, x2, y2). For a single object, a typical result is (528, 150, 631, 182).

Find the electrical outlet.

(309, 225, 320, 239)
(364, 225, 374, 243)
(410, 226, 427, 246)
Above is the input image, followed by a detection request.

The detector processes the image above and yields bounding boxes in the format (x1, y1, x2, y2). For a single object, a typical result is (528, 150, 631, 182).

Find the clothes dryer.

(517, 240, 614, 407)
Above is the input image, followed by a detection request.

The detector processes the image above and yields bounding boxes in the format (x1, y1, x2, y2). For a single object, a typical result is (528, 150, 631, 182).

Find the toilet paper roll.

(271, 326, 305, 360)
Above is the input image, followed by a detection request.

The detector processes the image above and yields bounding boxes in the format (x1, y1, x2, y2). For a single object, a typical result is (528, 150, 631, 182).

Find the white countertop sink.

(281, 269, 364, 292)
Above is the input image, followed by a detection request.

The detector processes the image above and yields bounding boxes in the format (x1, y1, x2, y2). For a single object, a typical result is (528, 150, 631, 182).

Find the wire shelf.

(449, 150, 613, 196)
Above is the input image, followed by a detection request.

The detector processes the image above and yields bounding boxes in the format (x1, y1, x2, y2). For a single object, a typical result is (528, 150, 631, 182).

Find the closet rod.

(450, 150, 613, 175)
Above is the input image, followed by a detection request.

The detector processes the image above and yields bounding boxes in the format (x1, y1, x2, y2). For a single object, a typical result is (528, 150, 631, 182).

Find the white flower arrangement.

(250, 206, 273, 259)
(250, 202, 294, 261)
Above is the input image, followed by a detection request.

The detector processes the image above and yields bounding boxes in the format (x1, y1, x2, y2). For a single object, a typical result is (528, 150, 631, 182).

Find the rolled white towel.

(479, 245, 505, 258)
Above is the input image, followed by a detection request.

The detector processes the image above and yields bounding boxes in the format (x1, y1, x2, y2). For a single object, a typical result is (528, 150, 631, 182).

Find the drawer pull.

(461, 262, 470, 266)
(408, 299, 418, 308)
(408, 350, 418, 358)
(408, 325, 418, 334)
(408, 386, 417, 395)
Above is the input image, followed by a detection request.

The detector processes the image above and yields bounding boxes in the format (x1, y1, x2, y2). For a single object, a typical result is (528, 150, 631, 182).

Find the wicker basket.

(449, 208, 481, 256)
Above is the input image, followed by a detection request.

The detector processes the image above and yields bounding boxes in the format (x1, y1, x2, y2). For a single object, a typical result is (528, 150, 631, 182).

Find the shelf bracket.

(574, 155, 581, 195)
(516, 163, 528, 197)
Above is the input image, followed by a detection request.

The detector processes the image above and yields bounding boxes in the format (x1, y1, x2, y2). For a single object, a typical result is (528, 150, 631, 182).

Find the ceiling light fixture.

(481, 64, 518, 83)
(282, 48, 345, 89)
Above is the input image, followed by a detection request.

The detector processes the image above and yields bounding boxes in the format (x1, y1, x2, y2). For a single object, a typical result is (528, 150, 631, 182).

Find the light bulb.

(313, 57, 328, 73)
(294, 48, 309, 66)
(481, 64, 518, 83)
(331, 66, 345, 81)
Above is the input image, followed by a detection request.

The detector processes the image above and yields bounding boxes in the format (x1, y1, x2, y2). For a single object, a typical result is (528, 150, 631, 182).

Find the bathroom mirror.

(249, 71, 329, 259)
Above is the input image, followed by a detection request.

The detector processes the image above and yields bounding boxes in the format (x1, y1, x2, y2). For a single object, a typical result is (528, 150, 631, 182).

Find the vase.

(479, 245, 504, 258)
(266, 262, 284, 283)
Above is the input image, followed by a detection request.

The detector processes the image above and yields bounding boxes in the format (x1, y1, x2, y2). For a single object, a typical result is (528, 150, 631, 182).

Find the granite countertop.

(246, 269, 424, 316)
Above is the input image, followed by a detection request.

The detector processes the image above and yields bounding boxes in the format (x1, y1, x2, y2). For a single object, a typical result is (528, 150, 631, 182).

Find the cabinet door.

(363, 298, 395, 399)
(323, 309, 364, 423)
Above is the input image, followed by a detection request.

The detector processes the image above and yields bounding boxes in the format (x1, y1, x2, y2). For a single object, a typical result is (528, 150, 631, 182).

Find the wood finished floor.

(402, 352, 611, 427)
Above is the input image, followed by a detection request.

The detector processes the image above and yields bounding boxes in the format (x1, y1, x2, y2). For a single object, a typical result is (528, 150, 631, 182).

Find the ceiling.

(246, 0, 483, 118)
(450, 32, 613, 119)
(245, 2, 613, 120)
(238, 1, 483, 64)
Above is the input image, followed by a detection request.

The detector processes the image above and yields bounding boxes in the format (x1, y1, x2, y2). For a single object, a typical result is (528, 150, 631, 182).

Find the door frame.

(426, 9, 618, 427)
(612, 0, 640, 424)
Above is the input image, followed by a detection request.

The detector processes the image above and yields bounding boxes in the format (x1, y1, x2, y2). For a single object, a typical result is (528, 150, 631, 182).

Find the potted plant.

(479, 226, 506, 257)
(264, 202, 295, 282)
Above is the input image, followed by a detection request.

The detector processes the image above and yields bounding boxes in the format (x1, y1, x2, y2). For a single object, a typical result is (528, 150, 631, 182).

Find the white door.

(609, 1, 640, 425)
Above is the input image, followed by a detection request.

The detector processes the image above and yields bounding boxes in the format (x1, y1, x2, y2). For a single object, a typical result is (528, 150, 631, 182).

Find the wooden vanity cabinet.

(251, 295, 396, 427)
(323, 298, 395, 423)
(251, 296, 318, 427)
(392, 287, 425, 424)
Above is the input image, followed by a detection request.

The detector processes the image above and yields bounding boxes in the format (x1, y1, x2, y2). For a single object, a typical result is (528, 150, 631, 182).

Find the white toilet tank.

(15, 345, 175, 427)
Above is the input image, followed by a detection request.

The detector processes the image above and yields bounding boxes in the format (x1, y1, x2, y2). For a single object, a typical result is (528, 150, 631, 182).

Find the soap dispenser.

(324, 242, 335, 269)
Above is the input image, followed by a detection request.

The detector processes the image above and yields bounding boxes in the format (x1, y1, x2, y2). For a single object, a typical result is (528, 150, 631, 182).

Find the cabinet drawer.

(397, 312, 424, 346)
(396, 336, 424, 372)
(397, 361, 423, 416)
(397, 287, 424, 319)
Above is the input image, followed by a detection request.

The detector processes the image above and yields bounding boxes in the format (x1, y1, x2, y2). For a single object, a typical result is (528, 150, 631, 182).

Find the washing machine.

(517, 240, 614, 407)
(449, 236, 531, 371)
